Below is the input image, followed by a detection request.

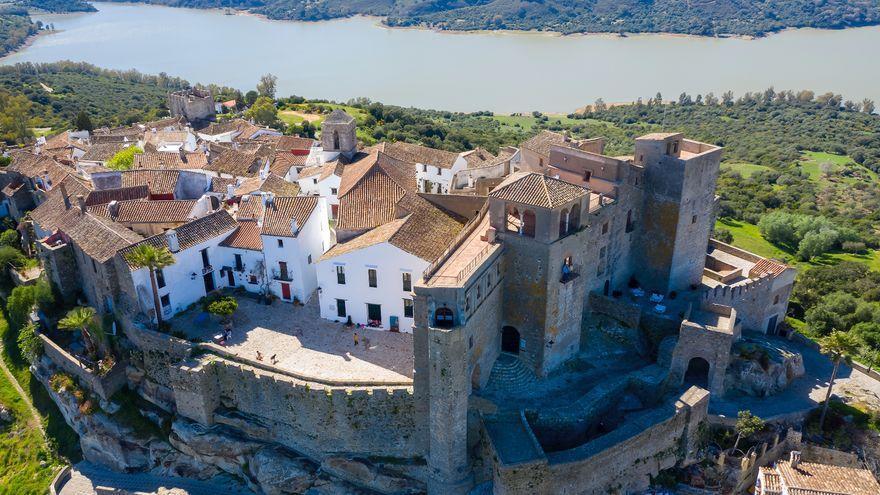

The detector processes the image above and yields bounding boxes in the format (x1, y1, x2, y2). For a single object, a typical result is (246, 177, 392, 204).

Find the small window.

(234, 254, 243, 271)
(336, 299, 346, 317)
(330, 187, 337, 195)
(487, 271, 493, 286)
(583, 170, 592, 182)
(476, 282, 482, 300)
(307, 254, 312, 264)
(368, 268, 378, 288)
(336, 265, 346, 285)
(403, 298, 413, 318)
(277, 239, 284, 248)
(313, 178, 318, 184)
(692, 215, 697, 224)
(773, 295, 780, 305)
(248, 274, 257, 284)
(402, 272, 412, 292)
(602, 222, 609, 234)
(156, 268, 166, 289)
(160, 294, 170, 307)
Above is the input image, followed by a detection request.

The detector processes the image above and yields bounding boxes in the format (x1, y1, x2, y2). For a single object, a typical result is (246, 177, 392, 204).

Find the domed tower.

(320, 109, 357, 161)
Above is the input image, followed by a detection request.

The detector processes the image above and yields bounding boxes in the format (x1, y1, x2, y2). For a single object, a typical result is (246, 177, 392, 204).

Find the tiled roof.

(120, 170, 180, 196)
(382, 141, 459, 169)
(324, 109, 355, 124)
(461, 148, 496, 169)
(336, 152, 414, 232)
(84, 185, 150, 206)
(521, 130, 567, 157)
(90, 134, 136, 145)
(261, 196, 319, 238)
(321, 218, 406, 261)
(133, 152, 208, 170)
(59, 211, 143, 262)
(320, 159, 346, 181)
(273, 136, 315, 151)
(30, 176, 92, 233)
(99, 200, 197, 224)
(210, 176, 237, 194)
(749, 258, 788, 279)
(776, 461, 880, 495)
(387, 195, 464, 261)
(489, 172, 588, 209)
(144, 130, 188, 146)
(260, 174, 301, 196)
(8, 152, 74, 186)
(81, 143, 126, 162)
(206, 150, 261, 177)
(271, 152, 309, 177)
(760, 467, 782, 494)
(220, 220, 263, 251)
(199, 119, 268, 140)
(121, 210, 237, 268)
(298, 166, 323, 179)
(236, 195, 265, 220)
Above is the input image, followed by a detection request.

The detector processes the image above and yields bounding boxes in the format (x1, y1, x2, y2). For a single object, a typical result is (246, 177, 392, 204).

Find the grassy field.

(720, 161, 773, 178)
(0, 310, 80, 495)
(716, 218, 880, 270)
(491, 113, 585, 132)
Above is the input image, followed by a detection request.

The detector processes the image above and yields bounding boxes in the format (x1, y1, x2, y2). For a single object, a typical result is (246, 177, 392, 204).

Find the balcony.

(271, 269, 293, 282)
(201, 265, 214, 275)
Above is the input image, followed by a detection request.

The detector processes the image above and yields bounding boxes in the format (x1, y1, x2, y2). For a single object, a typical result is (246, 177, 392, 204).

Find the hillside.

(0, 8, 36, 57)
(105, 0, 880, 36)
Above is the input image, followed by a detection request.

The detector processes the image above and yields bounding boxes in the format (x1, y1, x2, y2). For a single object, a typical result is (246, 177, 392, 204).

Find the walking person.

(354, 332, 359, 347)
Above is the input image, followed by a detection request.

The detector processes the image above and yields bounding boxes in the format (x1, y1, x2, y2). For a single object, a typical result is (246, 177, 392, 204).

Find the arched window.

(559, 208, 569, 237)
(434, 307, 454, 328)
(522, 209, 536, 238)
(506, 205, 522, 234)
(332, 130, 340, 150)
(568, 205, 580, 233)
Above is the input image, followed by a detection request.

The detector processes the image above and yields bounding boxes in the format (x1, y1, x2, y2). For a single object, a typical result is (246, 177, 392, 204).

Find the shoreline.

(0, 29, 55, 61)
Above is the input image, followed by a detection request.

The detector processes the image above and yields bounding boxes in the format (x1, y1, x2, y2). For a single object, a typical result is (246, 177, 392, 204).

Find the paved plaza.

(171, 295, 414, 385)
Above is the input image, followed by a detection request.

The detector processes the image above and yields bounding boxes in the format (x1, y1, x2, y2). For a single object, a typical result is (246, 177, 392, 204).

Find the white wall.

(214, 247, 266, 294)
(317, 242, 428, 333)
(261, 199, 330, 303)
(414, 155, 467, 194)
(130, 235, 229, 321)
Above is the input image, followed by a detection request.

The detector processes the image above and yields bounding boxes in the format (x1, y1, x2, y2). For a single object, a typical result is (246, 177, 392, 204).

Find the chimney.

(179, 147, 186, 163)
(225, 183, 235, 200)
(165, 229, 180, 253)
(42, 172, 52, 191)
(59, 183, 71, 210)
(76, 194, 86, 214)
(789, 451, 801, 469)
(290, 218, 299, 235)
(108, 200, 119, 219)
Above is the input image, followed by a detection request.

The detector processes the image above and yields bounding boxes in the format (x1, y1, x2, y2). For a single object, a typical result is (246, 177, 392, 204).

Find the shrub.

(842, 241, 867, 253)
(0, 229, 18, 248)
(49, 373, 75, 393)
(106, 145, 143, 171)
(16, 322, 42, 364)
(207, 296, 238, 320)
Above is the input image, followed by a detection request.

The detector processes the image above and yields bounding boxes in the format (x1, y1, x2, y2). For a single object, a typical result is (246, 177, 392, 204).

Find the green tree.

(106, 146, 143, 171)
(256, 73, 277, 99)
(0, 229, 18, 248)
(245, 96, 278, 126)
(731, 410, 765, 453)
(244, 90, 259, 107)
(16, 322, 42, 364)
(758, 211, 798, 248)
(7, 284, 36, 331)
(207, 296, 238, 328)
(862, 99, 875, 114)
(124, 244, 175, 327)
(74, 110, 94, 132)
(0, 92, 34, 144)
(58, 306, 101, 358)
(818, 331, 860, 433)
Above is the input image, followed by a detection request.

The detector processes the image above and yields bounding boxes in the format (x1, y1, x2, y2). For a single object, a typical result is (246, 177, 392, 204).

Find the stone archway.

(684, 357, 710, 389)
(501, 326, 520, 354)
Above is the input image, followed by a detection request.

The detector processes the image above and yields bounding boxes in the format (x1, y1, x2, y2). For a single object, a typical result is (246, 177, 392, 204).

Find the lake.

(4, 2, 880, 113)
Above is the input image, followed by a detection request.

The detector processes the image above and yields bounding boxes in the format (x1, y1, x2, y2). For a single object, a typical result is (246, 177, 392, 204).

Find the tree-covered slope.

(0, 8, 37, 57)
(104, 0, 880, 36)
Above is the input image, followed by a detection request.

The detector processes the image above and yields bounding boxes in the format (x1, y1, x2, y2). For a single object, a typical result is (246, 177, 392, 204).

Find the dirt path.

(0, 341, 45, 438)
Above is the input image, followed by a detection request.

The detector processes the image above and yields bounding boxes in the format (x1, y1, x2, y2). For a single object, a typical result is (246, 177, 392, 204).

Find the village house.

(379, 141, 465, 194)
(756, 452, 880, 495)
(142, 128, 198, 153)
(196, 118, 281, 143)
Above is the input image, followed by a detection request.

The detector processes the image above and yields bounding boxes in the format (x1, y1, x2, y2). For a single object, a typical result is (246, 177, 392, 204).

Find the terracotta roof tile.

(270, 152, 308, 177)
(121, 210, 238, 268)
(489, 172, 588, 209)
(521, 130, 567, 157)
(383, 141, 459, 169)
(749, 258, 788, 279)
(261, 196, 319, 238)
(84, 185, 150, 206)
(335, 152, 412, 232)
(321, 218, 406, 261)
(206, 150, 262, 177)
(49, 209, 143, 262)
(30, 176, 92, 233)
(81, 142, 127, 162)
(120, 170, 180, 196)
(776, 461, 880, 495)
(235, 195, 265, 220)
(260, 174, 301, 196)
(324, 109, 355, 124)
(221, 220, 263, 251)
(210, 177, 237, 194)
(133, 152, 208, 170)
(93, 200, 197, 224)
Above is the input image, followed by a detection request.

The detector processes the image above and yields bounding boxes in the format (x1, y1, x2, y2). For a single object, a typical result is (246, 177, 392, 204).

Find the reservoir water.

(4, 2, 880, 113)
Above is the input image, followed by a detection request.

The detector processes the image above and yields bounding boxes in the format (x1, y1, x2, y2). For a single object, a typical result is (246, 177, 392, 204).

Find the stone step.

(485, 353, 537, 393)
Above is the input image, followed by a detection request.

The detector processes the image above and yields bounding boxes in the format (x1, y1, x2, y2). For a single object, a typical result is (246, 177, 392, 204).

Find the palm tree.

(59, 306, 100, 357)
(125, 244, 175, 327)
(818, 331, 859, 432)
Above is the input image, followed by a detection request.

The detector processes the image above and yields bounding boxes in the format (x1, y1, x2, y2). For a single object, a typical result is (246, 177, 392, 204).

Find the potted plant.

(208, 296, 238, 330)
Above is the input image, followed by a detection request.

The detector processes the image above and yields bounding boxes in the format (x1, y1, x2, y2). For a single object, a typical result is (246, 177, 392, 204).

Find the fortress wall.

(171, 355, 422, 461)
(703, 275, 784, 332)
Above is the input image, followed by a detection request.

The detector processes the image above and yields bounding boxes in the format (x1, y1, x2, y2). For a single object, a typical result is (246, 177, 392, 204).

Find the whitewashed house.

(259, 195, 330, 303)
(197, 119, 281, 144)
(217, 219, 267, 294)
(380, 141, 467, 194)
(295, 160, 344, 218)
(121, 210, 238, 322)
(142, 129, 198, 153)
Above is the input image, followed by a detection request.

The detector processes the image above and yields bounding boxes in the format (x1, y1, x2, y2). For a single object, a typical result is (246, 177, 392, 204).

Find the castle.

(1, 110, 798, 494)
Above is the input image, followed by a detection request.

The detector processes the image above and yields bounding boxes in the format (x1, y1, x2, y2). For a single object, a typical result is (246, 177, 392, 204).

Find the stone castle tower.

(321, 109, 357, 161)
(632, 133, 722, 294)
(167, 89, 215, 124)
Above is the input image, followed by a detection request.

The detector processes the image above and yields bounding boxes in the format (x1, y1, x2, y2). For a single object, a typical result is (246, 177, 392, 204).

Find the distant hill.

(18, 0, 96, 13)
(104, 0, 880, 36)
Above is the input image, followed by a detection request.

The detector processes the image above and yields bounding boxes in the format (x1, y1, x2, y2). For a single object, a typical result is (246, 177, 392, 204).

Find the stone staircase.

(485, 353, 537, 394)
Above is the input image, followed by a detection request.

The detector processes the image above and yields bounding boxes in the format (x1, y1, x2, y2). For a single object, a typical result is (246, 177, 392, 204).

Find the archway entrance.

(684, 357, 710, 389)
(501, 326, 520, 354)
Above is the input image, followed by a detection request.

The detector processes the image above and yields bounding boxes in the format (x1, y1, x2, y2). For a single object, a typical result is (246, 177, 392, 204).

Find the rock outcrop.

(725, 340, 805, 397)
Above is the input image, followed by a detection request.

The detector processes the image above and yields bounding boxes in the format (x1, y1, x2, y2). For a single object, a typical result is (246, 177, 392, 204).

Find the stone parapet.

(38, 332, 126, 401)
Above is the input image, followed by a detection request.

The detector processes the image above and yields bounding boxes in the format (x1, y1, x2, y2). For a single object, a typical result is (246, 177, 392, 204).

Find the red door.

(281, 282, 291, 300)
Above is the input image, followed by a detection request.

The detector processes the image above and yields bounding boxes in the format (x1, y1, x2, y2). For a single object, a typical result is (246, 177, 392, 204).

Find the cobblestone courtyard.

(172, 295, 414, 385)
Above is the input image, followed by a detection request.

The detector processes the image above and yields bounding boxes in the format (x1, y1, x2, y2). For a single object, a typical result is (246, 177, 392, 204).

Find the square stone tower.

(488, 172, 592, 376)
(320, 109, 357, 161)
(632, 133, 722, 294)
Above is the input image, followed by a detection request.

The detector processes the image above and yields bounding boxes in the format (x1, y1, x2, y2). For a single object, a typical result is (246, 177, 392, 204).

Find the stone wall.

(170, 354, 423, 463)
(38, 332, 126, 400)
